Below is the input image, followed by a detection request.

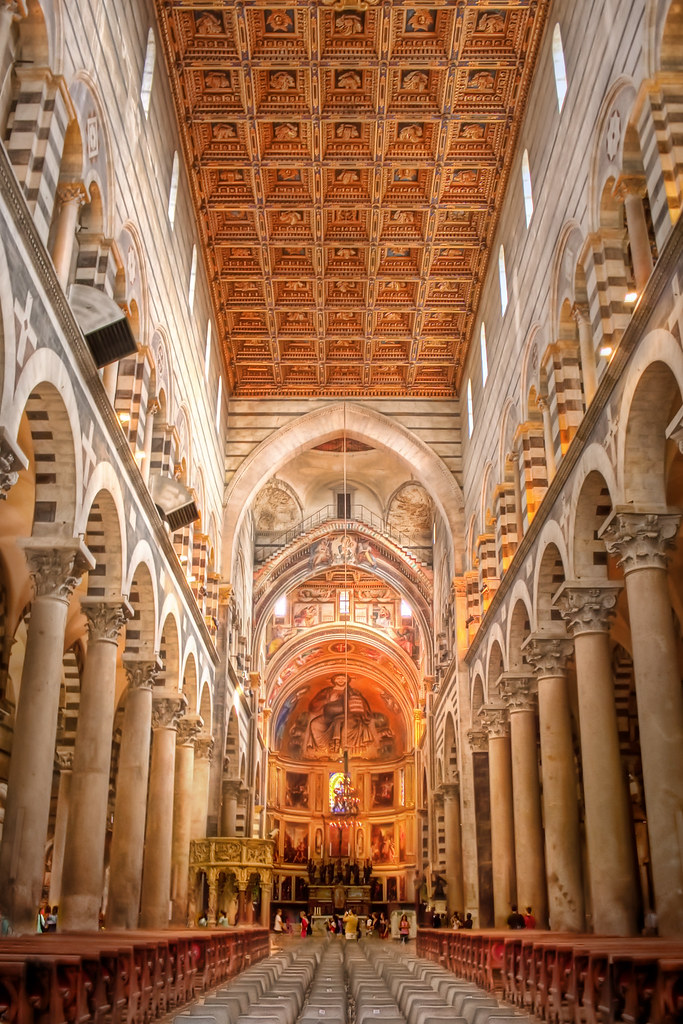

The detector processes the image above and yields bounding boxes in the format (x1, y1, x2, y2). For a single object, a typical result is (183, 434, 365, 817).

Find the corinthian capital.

(466, 728, 488, 753)
(56, 181, 88, 207)
(522, 631, 573, 678)
(0, 426, 28, 499)
(176, 714, 204, 747)
(81, 597, 133, 643)
(479, 702, 510, 739)
(124, 654, 162, 691)
(194, 735, 215, 762)
(151, 694, 186, 730)
(498, 672, 537, 712)
(20, 537, 95, 601)
(599, 507, 682, 573)
(553, 580, 622, 636)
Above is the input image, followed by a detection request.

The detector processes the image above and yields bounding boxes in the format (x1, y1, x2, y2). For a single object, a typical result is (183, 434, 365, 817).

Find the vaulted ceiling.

(155, 1, 549, 398)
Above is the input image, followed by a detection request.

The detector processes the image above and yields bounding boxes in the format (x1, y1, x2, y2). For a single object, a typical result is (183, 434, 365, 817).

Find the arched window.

(140, 28, 156, 118)
(467, 379, 474, 438)
(168, 151, 179, 227)
(204, 320, 212, 380)
(521, 149, 533, 227)
(188, 244, 197, 310)
(498, 245, 508, 314)
(480, 323, 488, 384)
(552, 24, 568, 111)
(215, 375, 223, 431)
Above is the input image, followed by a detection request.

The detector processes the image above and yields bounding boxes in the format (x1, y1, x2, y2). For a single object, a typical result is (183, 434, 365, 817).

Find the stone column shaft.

(260, 881, 272, 928)
(622, 188, 654, 292)
(190, 737, 213, 840)
(140, 697, 183, 929)
(170, 717, 202, 926)
(524, 635, 585, 931)
(106, 659, 159, 929)
(555, 582, 638, 935)
(538, 398, 557, 481)
(481, 706, 515, 926)
(50, 185, 85, 288)
(504, 679, 547, 928)
(572, 305, 598, 406)
(0, 539, 92, 933)
(48, 755, 72, 906)
(600, 510, 683, 936)
(442, 782, 464, 915)
(221, 778, 240, 836)
(61, 599, 131, 931)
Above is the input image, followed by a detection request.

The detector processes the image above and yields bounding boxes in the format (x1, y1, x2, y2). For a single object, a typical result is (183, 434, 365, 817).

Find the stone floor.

(173, 937, 529, 1024)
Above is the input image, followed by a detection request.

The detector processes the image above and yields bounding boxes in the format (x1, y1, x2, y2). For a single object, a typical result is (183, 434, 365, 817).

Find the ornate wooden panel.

(155, 1, 549, 397)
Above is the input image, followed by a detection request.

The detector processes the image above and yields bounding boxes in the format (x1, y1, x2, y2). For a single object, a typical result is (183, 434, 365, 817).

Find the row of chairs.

(0, 928, 269, 1024)
(176, 943, 322, 1024)
(418, 929, 683, 1024)
(359, 940, 528, 1024)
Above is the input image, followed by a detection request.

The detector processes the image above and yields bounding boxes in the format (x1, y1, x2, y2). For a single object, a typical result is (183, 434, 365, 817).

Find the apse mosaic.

(273, 672, 406, 761)
(154, 0, 549, 397)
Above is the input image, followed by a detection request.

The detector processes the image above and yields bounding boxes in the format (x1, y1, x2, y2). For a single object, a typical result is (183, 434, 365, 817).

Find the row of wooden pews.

(417, 928, 683, 1024)
(0, 927, 270, 1024)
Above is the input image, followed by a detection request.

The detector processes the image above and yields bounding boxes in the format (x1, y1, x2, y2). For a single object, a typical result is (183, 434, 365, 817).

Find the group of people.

(280, 907, 411, 941)
(506, 905, 536, 929)
(36, 903, 58, 932)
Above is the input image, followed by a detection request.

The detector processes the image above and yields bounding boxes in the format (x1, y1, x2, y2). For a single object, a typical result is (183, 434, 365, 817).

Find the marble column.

(141, 397, 159, 486)
(442, 780, 464, 915)
(260, 880, 272, 928)
(190, 736, 214, 840)
(140, 695, 185, 928)
(170, 715, 203, 926)
(600, 509, 683, 935)
(0, 538, 92, 933)
(523, 634, 585, 931)
(480, 703, 516, 927)
(616, 179, 654, 292)
(221, 777, 241, 836)
(60, 598, 132, 931)
(554, 581, 638, 935)
(0, 426, 28, 500)
(106, 657, 159, 928)
(48, 752, 73, 906)
(501, 674, 547, 928)
(50, 183, 86, 288)
(572, 304, 598, 406)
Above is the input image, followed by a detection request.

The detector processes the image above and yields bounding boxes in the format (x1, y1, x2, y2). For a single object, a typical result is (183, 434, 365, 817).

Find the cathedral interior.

(1, 0, 683, 989)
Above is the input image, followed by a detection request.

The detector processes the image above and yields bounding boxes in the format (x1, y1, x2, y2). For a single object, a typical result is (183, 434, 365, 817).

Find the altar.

(307, 883, 371, 918)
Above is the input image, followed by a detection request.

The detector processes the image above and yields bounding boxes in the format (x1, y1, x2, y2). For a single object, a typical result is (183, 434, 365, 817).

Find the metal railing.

(254, 503, 433, 565)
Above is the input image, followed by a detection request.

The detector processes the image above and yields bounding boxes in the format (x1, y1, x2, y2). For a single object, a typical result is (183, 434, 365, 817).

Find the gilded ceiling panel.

(155, 0, 549, 397)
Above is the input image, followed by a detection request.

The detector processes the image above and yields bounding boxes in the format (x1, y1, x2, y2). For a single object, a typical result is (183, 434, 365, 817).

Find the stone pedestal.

(524, 634, 585, 931)
(61, 598, 132, 931)
(554, 581, 638, 935)
(106, 658, 159, 929)
(140, 696, 184, 928)
(442, 781, 464, 915)
(170, 716, 202, 925)
(0, 539, 92, 933)
(480, 704, 515, 927)
(502, 674, 547, 928)
(190, 736, 213, 840)
(600, 509, 683, 935)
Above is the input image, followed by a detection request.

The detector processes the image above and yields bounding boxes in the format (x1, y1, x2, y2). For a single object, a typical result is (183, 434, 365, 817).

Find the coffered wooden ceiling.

(155, 1, 549, 397)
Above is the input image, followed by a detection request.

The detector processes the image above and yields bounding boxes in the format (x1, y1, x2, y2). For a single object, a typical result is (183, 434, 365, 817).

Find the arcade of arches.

(0, 0, 683, 947)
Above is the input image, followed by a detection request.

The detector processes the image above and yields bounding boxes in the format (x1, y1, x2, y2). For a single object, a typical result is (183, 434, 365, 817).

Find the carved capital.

(466, 727, 488, 753)
(0, 426, 28, 499)
(222, 778, 243, 797)
(151, 694, 186, 730)
(81, 597, 133, 643)
(124, 655, 162, 691)
(194, 735, 215, 762)
(479, 702, 510, 739)
(571, 302, 590, 327)
(599, 507, 682, 573)
(218, 582, 233, 606)
(613, 174, 648, 202)
(553, 580, 623, 635)
(176, 713, 204, 746)
(20, 538, 95, 601)
(56, 181, 88, 207)
(498, 672, 537, 712)
(522, 632, 573, 678)
(441, 780, 460, 799)
(55, 750, 73, 772)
